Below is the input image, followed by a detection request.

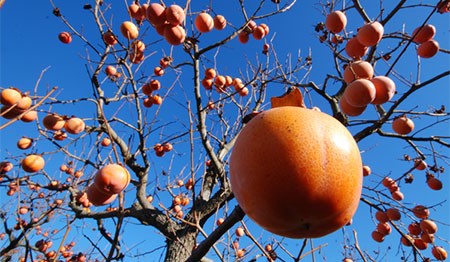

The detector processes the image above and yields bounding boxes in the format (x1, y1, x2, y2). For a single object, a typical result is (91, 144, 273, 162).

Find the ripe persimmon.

(412, 24, 436, 43)
(64, 117, 85, 134)
(417, 39, 440, 58)
(408, 222, 422, 235)
(86, 184, 117, 206)
(362, 165, 371, 176)
(386, 207, 401, 221)
(345, 37, 368, 59)
(370, 76, 396, 105)
(105, 66, 117, 77)
(325, 10, 347, 34)
(20, 110, 38, 123)
(432, 246, 448, 260)
(102, 31, 118, 46)
(343, 61, 374, 83)
(339, 96, 367, 116)
(392, 115, 414, 135)
(146, 3, 166, 27)
(17, 137, 33, 150)
(238, 31, 250, 44)
(357, 21, 384, 47)
(22, 154, 45, 173)
(376, 222, 392, 235)
(213, 15, 227, 30)
(43, 114, 66, 130)
(412, 205, 430, 219)
(343, 79, 376, 107)
(0, 88, 22, 106)
(195, 12, 214, 33)
(371, 230, 385, 242)
(120, 21, 139, 40)
(94, 164, 130, 195)
(163, 24, 186, 45)
(229, 89, 362, 238)
(427, 176, 443, 190)
(165, 5, 185, 26)
(252, 26, 266, 40)
(58, 32, 72, 44)
(420, 219, 438, 234)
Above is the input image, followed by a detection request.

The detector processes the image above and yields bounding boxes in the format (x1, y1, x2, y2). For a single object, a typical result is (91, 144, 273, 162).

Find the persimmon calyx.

(270, 87, 306, 108)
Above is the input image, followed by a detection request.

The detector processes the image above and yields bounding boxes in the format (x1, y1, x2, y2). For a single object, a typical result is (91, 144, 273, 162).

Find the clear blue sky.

(1, 1, 449, 261)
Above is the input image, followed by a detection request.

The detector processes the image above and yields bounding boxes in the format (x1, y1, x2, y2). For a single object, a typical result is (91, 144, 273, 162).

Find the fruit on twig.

(229, 88, 362, 238)
(370, 76, 396, 105)
(412, 24, 436, 43)
(357, 21, 384, 46)
(58, 32, 72, 44)
(343, 79, 376, 107)
(22, 154, 45, 173)
(120, 21, 139, 40)
(392, 115, 414, 135)
(195, 12, 214, 33)
(417, 39, 440, 58)
(325, 10, 347, 34)
(93, 164, 130, 195)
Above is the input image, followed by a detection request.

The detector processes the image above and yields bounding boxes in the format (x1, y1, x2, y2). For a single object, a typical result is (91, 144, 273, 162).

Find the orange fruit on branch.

(412, 24, 436, 43)
(357, 21, 384, 47)
(22, 154, 45, 173)
(229, 88, 362, 238)
(325, 10, 347, 34)
(93, 164, 130, 195)
(195, 12, 214, 33)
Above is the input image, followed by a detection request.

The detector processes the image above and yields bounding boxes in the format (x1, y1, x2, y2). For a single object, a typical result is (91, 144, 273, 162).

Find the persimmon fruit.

(195, 12, 214, 33)
(345, 37, 368, 59)
(64, 117, 85, 134)
(120, 21, 139, 40)
(43, 114, 65, 131)
(325, 10, 347, 34)
(432, 246, 448, 260)
(392, 115, 414, 135)
(343, 79, 376, 107)
(163, 24, 186, 45)
(22, 154, 45, 173)
(343, 61, 374, 83)
(229, 89, 362, 238)
(58, 32, 72, 44)
(1, 88, 22, 106)
(165, 5, 185, 26)
(146, 3, 166, 27)
(370, 76, 396, 105)
(412, 24, 436, 43)
(412, 205, 430, 219)
(417, 39, 440, 58)
(339, 96, 367, 116)
(213, 15, 227, 30)
(357, 21, 384, 46)
(86, 184, 117, 206)
(94, 164, 130, 195)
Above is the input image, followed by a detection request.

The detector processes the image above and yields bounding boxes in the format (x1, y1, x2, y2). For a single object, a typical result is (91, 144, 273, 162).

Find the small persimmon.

(345, 37, 368, 59)
(357, 21, 384, 47)
(386, 208, 401, 221)
(343, 61, 374, 83)
(432, 246, 448, 260)
(43, 114, 65, 131)
(412, 205, 430, 219)
(371, 230, 385, 242)
(165, 5, 185, 26)
(146, 3, 166, 27)
(392, 115, 414, 135)
(420, 219, 438, 234)
(412, 24, 436, 43)
(17, 137, 33, 150)
(64, 117, 85, 134)
(58, 32, 72, 44)
(370, 76, 396, 105)
(163, 24, 186, 45)
(213, 15, 227, 30)
(343, 79, 376, 107)
(417, 39, 440, 58)
(120, 21, 139, 40)
(195, 12, 214, 33)
(325, 10, 347, 34)
(22, 154, 45, 173)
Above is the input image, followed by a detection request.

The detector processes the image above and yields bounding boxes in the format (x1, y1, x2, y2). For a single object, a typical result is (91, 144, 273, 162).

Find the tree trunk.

(164, 228, 197, 262)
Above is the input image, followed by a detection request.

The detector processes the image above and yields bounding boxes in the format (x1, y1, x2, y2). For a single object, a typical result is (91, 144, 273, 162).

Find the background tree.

(1, 0, 449, 261)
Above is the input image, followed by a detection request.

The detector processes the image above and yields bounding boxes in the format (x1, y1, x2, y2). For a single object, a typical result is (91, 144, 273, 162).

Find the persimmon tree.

(1, 0, 449, 261)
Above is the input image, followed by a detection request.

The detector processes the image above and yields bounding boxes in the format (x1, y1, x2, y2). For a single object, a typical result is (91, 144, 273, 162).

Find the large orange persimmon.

(94, 164, 130, 195)
(229, 88, 363, 238)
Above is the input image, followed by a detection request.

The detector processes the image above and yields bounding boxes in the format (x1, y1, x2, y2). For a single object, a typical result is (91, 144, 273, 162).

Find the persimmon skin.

(345, 37, 368, 59)
(22, 154, 45, 173)
(94, 164, 130, 195)
(357, 21, 384, 47)
(343, 61, 374, 83)
(412, 24, 436, 43)
(392, 115, 414, 135)
(344, 79, 376, 107)
(195, 13, 214, 33)
(417, 40, 440, 58)
(325, 11, 347, 34)
(229, 106, 362, 238)
(86, 185, 117, 206)
(370, 76, 396, 105)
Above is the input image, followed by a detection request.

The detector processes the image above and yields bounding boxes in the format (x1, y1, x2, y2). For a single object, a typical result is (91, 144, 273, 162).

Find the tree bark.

(164, 227, 197, 262)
